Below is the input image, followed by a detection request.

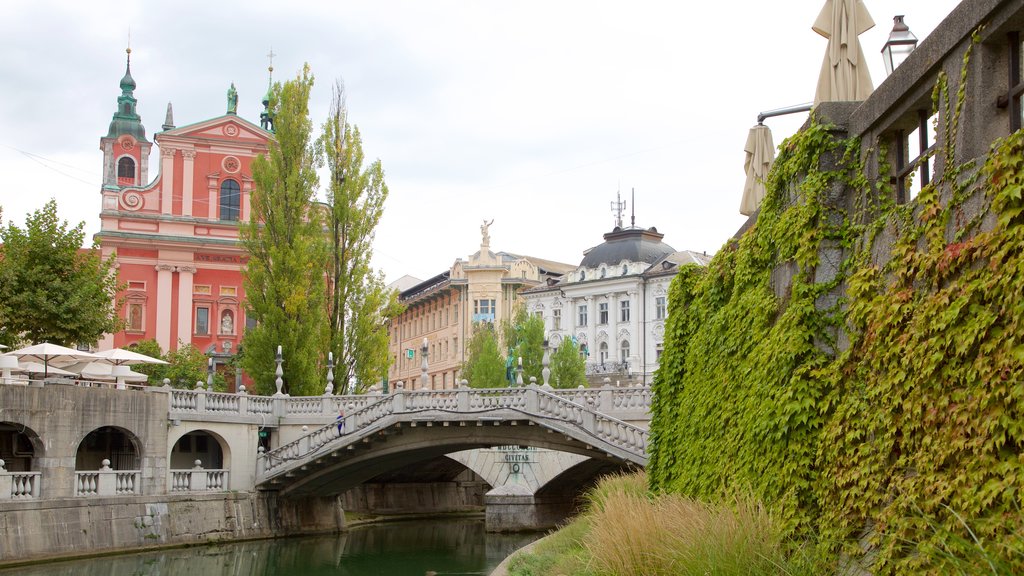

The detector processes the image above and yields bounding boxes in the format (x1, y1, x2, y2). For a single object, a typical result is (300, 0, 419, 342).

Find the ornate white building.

(521, 225, 710, 384)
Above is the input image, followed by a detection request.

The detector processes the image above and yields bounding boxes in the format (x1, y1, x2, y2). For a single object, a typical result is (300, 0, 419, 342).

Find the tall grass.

(509, 472, 821, 576)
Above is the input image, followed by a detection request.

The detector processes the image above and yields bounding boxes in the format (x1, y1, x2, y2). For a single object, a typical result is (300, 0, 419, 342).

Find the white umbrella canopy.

(5, 343, 99, 377)
(813, 0, 875, 104)
(62, 361, 149, 383)
(740, 124, 776, 216)
(15, 362, 77, 377)
(92, 348, 169, 366)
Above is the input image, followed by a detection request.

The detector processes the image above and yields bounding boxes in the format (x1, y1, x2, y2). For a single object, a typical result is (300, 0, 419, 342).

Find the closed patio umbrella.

(92, 347, 167, 388)
(740, 124, 775, 216)
(63, 361, 149, 383)
(813, 0, 875, 104)
(15, 362, 77, 377)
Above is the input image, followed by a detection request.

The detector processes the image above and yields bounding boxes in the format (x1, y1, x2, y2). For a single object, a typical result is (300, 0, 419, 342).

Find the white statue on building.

(481, 219, 493, 247)
(221, 310, 233, 334)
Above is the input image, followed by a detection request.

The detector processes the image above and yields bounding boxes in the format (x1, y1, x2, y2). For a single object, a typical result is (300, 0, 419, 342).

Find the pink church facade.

(96, 53, 272, 357)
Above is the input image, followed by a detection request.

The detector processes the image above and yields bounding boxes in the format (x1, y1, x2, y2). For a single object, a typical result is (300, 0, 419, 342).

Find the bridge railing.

(170, 385, 651, 424)
(257, 386, 649, 480)
(0, 471, 41, 500)
(169, 467, 230, 492)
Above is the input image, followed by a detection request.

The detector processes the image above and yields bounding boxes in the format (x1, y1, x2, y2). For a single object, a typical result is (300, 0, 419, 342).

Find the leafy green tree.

(0, 199, 120, 347)
(500, 306, 546, 384)
(240, 64, 328, 396)
(125, 339, 225, 390)
(550, 338, 587, 388)
(320, 81, 402, 393)
(461, 324, 506, 388)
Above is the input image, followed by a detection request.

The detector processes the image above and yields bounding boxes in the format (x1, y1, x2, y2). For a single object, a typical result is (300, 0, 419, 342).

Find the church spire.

(106, 46, 147, 142)
(260, 48, 275, 131)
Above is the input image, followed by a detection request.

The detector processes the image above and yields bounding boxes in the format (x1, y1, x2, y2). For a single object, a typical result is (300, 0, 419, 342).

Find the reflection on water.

(1, 519, 540, 576)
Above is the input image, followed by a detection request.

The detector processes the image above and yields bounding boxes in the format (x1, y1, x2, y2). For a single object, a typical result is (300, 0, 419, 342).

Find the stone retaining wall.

(0, 492, 344, 566)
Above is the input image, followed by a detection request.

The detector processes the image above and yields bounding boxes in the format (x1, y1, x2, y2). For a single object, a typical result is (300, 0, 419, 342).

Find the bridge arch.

(75, 426, 141, 471)
(0, 421, 43, 472)
(169, 429, 230, 470)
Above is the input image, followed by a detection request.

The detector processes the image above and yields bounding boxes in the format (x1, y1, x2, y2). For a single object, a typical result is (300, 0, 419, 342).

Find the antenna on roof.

(631, 188, 636, 228)
(611, 187, 626, 229)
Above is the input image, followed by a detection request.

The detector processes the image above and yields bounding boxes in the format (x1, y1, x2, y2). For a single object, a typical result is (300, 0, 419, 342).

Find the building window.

(656, 343, 664, 361)
(127, 302, 144, 332)
(473, 299, 496, 323)
(599, 302, 609, 325)
(578, 304, 588, 327)
(245, 315, 257, 332)
(599, 341, 609, 364)
(655, 296, 667, 320)
(620, 340, 630, 364)
(553, 309, 561, 330)
(1006, 32, 1024, 132)
(620, 300, 631, 322)
(127, 280, 146, 291)
(219, 179, 241, 221)
(117, 157, 135, 184)
(195, 307, 210, 335)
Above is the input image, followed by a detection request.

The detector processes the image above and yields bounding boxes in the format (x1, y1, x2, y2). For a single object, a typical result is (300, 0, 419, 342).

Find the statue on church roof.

(227, 83, 238, 115)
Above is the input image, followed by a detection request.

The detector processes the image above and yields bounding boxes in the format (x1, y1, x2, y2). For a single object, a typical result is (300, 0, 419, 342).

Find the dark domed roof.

(579, 226, 675, 268)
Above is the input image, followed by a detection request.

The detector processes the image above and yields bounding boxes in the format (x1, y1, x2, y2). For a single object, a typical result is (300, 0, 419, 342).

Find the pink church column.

(155, 264, 175, 351)
(176, 265, 195, 348)
(160, 148, 176, 214)
(181, 150, 195, 217)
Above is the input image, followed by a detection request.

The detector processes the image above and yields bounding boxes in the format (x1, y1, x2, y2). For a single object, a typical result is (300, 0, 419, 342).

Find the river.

(0, 518, 541, 576)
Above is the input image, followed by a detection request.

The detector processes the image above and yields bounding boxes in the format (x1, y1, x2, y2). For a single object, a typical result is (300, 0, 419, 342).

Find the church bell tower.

(99, 47, 151, 190)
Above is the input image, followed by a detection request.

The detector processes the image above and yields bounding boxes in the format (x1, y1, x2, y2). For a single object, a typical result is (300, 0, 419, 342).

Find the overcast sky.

(1, 0, 961, 284)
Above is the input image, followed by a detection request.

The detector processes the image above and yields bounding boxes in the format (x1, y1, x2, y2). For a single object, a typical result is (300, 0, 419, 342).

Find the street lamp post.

(882, 15, 918, 76)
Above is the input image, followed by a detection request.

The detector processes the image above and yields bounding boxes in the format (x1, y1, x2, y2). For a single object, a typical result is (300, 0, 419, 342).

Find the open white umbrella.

(813, 0, 875, 104)
(740, 124, 775, 216)
(5, 343, 98, 378)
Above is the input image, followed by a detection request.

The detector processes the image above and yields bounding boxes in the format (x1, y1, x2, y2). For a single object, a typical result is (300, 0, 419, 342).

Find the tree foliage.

(127, 339, 226, 390)
(320, 81, 402, 393)
(501, 307, 545, 384)
(550, 338, 587, 388)
(461, 324, 506, 388)
(0, 199, 121, 348)
(240, 64, 328, 396)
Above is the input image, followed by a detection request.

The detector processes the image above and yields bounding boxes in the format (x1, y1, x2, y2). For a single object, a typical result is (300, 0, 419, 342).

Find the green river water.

(1, 519, 541, 576)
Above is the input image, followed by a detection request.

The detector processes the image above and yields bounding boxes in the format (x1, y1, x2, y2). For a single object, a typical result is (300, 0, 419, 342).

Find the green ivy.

(649, 31, 1023, 574)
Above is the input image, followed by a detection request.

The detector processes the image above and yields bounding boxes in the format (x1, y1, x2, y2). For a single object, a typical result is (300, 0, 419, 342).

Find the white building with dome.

(521, 225, 710, 385)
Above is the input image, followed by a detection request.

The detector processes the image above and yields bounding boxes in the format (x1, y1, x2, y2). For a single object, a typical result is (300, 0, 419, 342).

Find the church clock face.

(119, 136, 135, 151)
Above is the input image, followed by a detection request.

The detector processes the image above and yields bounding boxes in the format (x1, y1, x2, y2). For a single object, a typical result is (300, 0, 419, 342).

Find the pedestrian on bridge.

(336, 409, 345, 436)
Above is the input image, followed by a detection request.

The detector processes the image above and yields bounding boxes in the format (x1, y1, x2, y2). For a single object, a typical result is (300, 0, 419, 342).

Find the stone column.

(160, 147, 176, 214)
(586, 296, 597, 361)
(181, 150, 196, 217)
(176, 265, 196, 346)
(155, 264, 175, 351)
(608, 293, 619, 363)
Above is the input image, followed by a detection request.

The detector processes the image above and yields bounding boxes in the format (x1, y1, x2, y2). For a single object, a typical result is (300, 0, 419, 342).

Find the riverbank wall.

(0, 491, 344, 567)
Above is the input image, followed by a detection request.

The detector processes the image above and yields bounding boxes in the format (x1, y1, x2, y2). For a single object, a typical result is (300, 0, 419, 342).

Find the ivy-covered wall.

(648, 29, 1023, 573)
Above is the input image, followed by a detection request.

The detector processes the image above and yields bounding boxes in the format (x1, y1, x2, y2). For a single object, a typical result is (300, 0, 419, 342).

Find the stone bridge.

(253, 386, 649, 496)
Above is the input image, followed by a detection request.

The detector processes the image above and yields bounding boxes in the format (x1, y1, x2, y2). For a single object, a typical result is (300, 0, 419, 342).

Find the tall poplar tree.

(240, 65, 327, 396)
(320, 81, 401, 393)
(0, 200, 121, 347)
(461, 324, 507, 388)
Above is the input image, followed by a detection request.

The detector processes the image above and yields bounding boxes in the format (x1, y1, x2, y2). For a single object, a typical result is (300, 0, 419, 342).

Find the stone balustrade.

(169, 460, 229, 492)
(0, 460, 41, 500)
(75, 460, 141, 496)
(170, 385, 652, 425)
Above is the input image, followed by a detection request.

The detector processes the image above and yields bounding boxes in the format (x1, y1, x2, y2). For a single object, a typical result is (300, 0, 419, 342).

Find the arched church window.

(117, 157, 135, 181)
(219, 179, 240, 221)
(620, 340, 630, 364)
